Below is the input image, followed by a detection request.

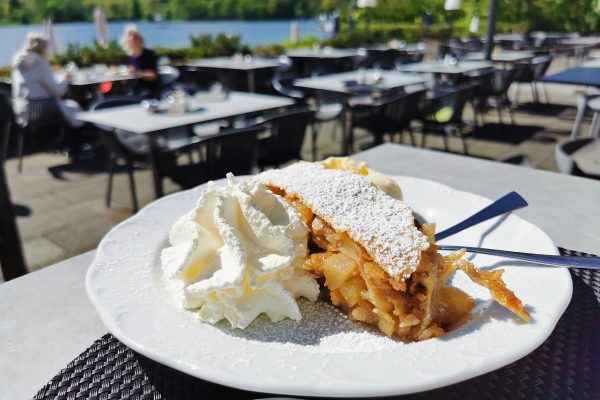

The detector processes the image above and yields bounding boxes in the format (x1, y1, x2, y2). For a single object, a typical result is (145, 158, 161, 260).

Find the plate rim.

(86, 175, 573, 398)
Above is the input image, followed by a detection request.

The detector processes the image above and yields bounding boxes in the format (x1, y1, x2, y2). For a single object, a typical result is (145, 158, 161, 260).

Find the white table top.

(187, 56, 282, 71)
(398, 61, 494, 75)
(3, 143, 600, 399)
(55, 70, 137, 87)
(560, 37, 600, 46)
(286, 48, 358, 59)
(367, 44, 426, 53)
(462, 51, 535, 63)
(293, 70, 427, 94)
(581, 58, 600, 68)
(76, 92, 294, 134)
(572, 139, 600, 175)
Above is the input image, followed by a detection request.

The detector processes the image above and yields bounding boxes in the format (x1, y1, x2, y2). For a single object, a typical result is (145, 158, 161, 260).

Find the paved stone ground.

(0, 62, 594, 282)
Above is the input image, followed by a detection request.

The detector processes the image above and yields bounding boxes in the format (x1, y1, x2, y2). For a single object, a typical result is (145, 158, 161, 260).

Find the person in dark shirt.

(122, 25, 159, 98)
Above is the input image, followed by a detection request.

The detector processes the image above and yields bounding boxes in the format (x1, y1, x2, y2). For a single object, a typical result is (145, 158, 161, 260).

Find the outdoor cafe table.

(68, 68, 138, 87)
(75, 91, 294, 197)
(294, 70, 428, 155)
(542, 63, 600, 87)
(461, 51, 535, 67)
(2, 143, 600, 399)
(286, 47, 359, 76)
(186, 57, 282, 92)
(286, 47, 359, 60)
(398, 60, 494, 76)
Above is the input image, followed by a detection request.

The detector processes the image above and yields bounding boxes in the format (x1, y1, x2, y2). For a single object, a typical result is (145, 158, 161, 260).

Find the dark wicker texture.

(34, 248, 600, 400)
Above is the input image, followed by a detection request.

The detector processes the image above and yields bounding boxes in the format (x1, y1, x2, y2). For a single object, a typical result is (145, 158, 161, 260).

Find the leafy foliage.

(49, 34, 247, 67)
(51, 40, 126, 66)
(0, 1, 598, 34)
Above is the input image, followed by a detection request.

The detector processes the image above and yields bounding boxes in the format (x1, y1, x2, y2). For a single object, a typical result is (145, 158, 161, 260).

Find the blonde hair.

(24, 32, 49, 55)
(120, 24, 144, 55)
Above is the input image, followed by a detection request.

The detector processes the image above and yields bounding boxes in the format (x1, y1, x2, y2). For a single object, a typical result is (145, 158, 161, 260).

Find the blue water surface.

(0, 19, 326, 65)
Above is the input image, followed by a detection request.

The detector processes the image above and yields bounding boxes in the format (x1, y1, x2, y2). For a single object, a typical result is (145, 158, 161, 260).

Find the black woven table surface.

(34, 248, 600, 400)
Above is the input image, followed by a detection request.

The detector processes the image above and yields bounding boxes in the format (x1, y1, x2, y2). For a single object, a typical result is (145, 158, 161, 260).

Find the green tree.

(131, 0, 142, 19)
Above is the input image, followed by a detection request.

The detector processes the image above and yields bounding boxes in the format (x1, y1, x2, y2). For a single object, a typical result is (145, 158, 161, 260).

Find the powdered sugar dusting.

(257, 162, 429, 278)
(205, 299, 418, 354)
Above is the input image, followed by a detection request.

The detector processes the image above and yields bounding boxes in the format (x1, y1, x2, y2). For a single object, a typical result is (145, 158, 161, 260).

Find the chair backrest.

(0, 78, 11, 94)
(271, 72, 306, 100)
(24, 98, 62, 127)
(0, 90, 15, 162)
(203, 125, 263, 179)
(158, 66, 181, 87)
(468, 69, 495, 96)
(533, 55, 553, 79)
(89, 98, 141, 159)
(156, 125, 263, 188)
(428, 84, 477, 124)
(555, 138, 594, 175)
(258, 108, 314, 166)
(0, 90, 27, 280)
(492, 68, 517, 95)
(400, 87, 428, 122)
(451, 84, 478, 123)
(371, 49, 400, 70)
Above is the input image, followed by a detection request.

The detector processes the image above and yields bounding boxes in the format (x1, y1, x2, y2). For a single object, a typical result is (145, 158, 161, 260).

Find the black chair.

(369, 49, 399, 70)
(256, 108, 314, 169)
(349, 88, 427, 150)
(555, 138, 599, 179)
(514, 55, 553, 104)
(176, 67, 221, 92)
(89, 97, 147, 212)
(0, 78, 11, 94)
(15, 98, 65, 173)
(271, 72, 306, 103)
(487, 68, 519, 124)
(157, 66, 181, 97)
(418, 84, 477, 154)
(466, 69, 496, 126)
(0, 90, 27, 281)
(155, 125, 264, 189)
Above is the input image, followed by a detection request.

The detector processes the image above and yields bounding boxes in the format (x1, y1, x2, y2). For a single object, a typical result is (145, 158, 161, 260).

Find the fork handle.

(435, 191, 528, 241)
(437, 245, 600, 269)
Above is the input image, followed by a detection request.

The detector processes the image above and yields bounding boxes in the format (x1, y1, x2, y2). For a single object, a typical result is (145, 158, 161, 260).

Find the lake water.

(0, 19, 326, 66)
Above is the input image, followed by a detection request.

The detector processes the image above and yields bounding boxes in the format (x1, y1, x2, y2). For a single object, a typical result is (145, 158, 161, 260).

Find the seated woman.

(12, 33, 83, 129)
(122, 26, 160, 98)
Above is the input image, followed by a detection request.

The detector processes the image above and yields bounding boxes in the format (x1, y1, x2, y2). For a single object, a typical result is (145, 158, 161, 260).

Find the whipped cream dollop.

(161, 174, 319, 329)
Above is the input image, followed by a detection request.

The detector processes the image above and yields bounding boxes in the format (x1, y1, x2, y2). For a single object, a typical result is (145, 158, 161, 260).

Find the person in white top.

(12, 32, 83, 128)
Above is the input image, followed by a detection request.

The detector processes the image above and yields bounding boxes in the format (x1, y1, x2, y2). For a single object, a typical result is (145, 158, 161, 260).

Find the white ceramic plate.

(86, 176, 572, 398)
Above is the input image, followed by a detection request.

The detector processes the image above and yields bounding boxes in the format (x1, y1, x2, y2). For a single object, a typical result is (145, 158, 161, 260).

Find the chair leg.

(541, 83, 550, 104)
(496, 102, 503, 124)
(311, 123, 318, 161)
(421, 131, 427, 148)
(127, 163, 139, 213)
(442, 132, 449, 152)
(406, 126, 416, 146)
(106, 156, 116, 208)
(17, 130, 25, 173)
(507, 103, 515, 125)
(592, 117, 600, 138)
(571, 95, 589, 139)
(459, 130, 469, 155)
(530, 83, 538, 103)
(588, 112, 600, 138)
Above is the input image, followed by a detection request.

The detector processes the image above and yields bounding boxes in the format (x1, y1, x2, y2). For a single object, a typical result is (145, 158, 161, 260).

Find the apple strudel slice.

(257, 162, 529, 341)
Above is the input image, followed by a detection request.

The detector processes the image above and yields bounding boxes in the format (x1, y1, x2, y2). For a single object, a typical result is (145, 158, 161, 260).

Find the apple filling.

(271, 189, 529, 341)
